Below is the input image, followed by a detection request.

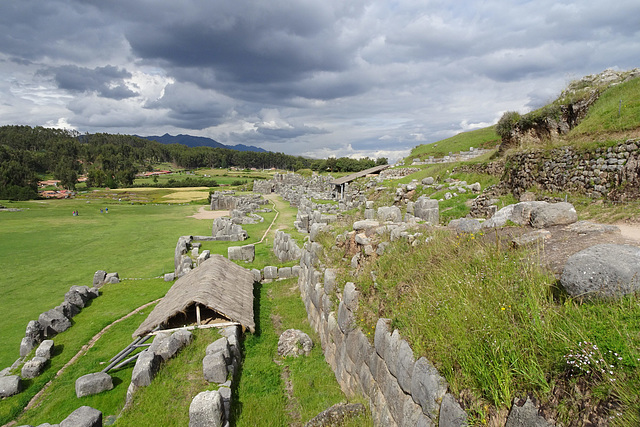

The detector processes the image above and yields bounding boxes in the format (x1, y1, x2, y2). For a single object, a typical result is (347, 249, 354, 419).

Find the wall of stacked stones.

(503, 139, 640, 200)
(297, 243, 467, 426)
(273, 230, 302, 262)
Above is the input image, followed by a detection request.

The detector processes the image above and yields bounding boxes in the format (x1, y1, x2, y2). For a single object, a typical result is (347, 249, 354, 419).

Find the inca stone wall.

(273, 230, 302, 262)
(297, 242, 466, 426)
(503, 139, 640, 200)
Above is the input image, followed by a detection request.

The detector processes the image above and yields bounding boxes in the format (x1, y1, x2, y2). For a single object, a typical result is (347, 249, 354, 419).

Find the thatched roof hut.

(133, 255, 255, 337)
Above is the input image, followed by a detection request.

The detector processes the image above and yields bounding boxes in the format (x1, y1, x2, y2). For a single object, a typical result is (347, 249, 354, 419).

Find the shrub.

(496, 111, 521, 140)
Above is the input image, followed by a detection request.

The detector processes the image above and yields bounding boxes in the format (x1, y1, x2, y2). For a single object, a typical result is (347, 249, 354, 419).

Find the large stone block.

(439, 393, 468, 427)
(263, 266, 278, 280)
(324, 269, 337, 294)
(561, 244, 640, 298)
(411, 357, 449, 421)
(0, 375, 21, 397)
(189, 390, 224, 427)
(38, 309, 72, 337)
(75, 372, 113, 397)
(278, 329, 313, 357)
(529, 202, 577, 228)
(35, 340, 55, 360)
(203, 352, 228, 383)
(93, 270, 107, 287)
(414, 196, 439, 224)
(396, 338, 415, 394)
(377, 206, 402, 222)
(206, 337, 231, 364)
(374, 318, 391, 357)
(131, 350, 162, 387)
(22, 356, 47, 379)
(60, 406, 103, 427)
(337, 301, 356, 334)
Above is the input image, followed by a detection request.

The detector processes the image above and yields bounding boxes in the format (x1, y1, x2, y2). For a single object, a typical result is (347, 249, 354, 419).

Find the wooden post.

(196, 304, 201, 326)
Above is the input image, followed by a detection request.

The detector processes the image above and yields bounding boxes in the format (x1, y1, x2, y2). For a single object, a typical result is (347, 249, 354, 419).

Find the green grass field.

(0, 192, 361, 426)
(0, 199, 215, 370)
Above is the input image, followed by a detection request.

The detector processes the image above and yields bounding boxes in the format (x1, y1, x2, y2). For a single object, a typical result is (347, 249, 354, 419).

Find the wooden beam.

(196, 304, 201, 326)
(147, 321, 241, 336)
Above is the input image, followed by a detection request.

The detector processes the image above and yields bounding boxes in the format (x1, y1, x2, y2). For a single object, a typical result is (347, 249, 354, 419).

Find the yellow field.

(161, 190, 210, 203)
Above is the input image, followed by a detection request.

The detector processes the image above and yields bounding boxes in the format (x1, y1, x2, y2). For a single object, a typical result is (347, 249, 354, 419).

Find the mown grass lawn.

(0, 198, 211, 370)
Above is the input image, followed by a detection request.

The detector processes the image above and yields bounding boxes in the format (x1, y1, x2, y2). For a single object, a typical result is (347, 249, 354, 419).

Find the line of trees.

(0, 125, 387, 200)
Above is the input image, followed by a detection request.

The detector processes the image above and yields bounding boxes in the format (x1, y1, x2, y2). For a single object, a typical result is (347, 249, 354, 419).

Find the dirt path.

(188, 206, 228, 220)
(615, 222, 640, 242)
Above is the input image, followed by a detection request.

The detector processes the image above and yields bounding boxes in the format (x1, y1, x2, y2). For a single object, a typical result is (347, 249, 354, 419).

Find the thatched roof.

(330, 165, 390, 186)
(133, 255, 255, 337)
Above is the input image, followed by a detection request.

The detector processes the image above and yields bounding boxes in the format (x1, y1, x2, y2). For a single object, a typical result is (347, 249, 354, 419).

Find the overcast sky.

(1, 1, 639, 162)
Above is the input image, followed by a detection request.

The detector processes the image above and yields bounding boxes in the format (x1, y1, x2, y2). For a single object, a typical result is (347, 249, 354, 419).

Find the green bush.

(496, 111, 521, 140)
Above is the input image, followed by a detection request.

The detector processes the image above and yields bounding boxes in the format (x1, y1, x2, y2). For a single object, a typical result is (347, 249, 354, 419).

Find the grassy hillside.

(404, 126, 500, 164)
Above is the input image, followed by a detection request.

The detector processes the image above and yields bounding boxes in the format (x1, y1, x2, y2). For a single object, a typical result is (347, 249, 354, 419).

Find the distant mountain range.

(138, 133, 267, 153)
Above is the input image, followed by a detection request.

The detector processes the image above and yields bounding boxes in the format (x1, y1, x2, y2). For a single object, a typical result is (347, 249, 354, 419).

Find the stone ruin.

(272, 230, 302, 262)
(172, 235, 212, 279)
(253, 172, 335, 206)
(212, 217, 249, 241)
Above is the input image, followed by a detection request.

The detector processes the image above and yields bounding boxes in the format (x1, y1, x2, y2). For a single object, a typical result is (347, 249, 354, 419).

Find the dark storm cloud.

(1, 0, 640, 159)
(41, 65, 136, 100)
(146, 82, 235, 130)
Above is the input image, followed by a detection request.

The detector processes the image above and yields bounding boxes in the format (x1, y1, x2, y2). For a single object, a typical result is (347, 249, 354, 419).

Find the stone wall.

(503, 139, 640, 200)
(273, 230, 302, 262)
(411, 148, 491, 165)
(253, 172, 335, 206)
(297, 242, 466, 426)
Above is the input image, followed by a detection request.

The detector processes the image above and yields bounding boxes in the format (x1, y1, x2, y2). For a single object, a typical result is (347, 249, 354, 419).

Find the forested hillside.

(0, 126, 386, 200)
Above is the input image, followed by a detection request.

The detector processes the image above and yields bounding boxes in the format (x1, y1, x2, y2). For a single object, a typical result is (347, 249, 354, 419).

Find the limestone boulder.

(448, 218, 481, 234)
(414, 196, 439, 224)
(0, 375, 21, 397)
(529, 202, 577, 228)
(131, 350, 162, 387)
(439, 393, 468, 427)
(93, 270, 107, 287)
(505, 397, 551, 427)
(203, 352, 228, 383)
(35, 340, 55, 360)
(561, 244, 640, 298)
(189, 390, 224, 427)
(75, 372, 113, 397)
(22, 356, 47, 379)
(60, 406, 102, 427)
(411, 357, 449, 421)
(277, 329, 313, 357)
(38, 309, 71, 337)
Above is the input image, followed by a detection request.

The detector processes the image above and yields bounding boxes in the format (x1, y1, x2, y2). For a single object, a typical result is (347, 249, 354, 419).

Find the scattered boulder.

(353, 220, 380, 231)
(529, 202, 577, 228)
(189, 390, 224, 427)
(104, 272, 120, 284)
(0, 375, 21, 397)
(203, 352, 228, 383)
(512, 230, 551, 248)
(561, 244, 640, 299)
(377, 206, 402, 223)
(278, 329, 313, 357)
(75, 372, 113, 398)
(60, 406, 102, 427)
(38, 309, 72, 337)
(414, 196, 439, 224)
(21, 356, 47, 379)
(93, 270, 107, 287)
(56, 301, 81, 319)
(448, 218, 481, 234)
(131, 350, 162, 387)
(35, 340, 55, 360)
(422, 177, 435, 185)
(164, 272, 176, 282)
(305, 403, 366, 427)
